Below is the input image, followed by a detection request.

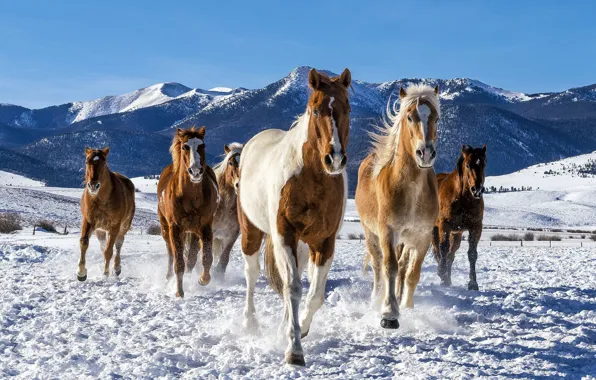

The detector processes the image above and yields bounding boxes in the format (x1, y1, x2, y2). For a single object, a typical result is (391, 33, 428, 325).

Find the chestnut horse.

(356, 84, 440, 329)
(157, 126, 219, 297)
(189, 142, 243, 280)
(78, 147, 136, 281)
(432, 144, 486, 290)
(237, 68, 351, 366)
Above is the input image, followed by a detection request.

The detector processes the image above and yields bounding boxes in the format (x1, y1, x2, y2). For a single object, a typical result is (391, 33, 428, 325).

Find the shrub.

(581, 235, 586, 239)
(537, 235, 562, 241)
(36, 220, 57, 233)
(347, 233, 358, 240)
(523, 232, 535, 241)
(591, 234, 596, 241)
(0, 213, 22, 233)
(491, 234, 521, 241)
(146, 224, 162, 236)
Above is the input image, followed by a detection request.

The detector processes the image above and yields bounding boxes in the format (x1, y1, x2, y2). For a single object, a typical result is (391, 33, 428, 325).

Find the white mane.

(369, 84, 440, 177)
(214, 142, 244, 180)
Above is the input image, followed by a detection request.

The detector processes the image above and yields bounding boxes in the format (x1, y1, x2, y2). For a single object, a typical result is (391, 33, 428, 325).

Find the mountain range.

(0, 66, 594, 194)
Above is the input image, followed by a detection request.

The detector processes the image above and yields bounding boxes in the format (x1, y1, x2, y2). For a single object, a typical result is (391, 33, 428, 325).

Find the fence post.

(550, 240, 552, 248)
(32, 225, 36, 235)
(521, 240, 523, 247)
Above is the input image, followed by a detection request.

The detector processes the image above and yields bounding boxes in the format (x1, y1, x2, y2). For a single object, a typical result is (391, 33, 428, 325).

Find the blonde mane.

(369, 84, 440, 177)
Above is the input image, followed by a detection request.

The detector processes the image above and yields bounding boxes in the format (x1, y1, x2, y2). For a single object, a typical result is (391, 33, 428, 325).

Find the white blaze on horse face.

(417, 103, 431, 137)
(327, 97, 344, 174)
(185, 138, 204, 182)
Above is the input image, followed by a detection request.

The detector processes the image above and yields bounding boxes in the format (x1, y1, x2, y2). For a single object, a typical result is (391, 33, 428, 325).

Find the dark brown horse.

(157, 126, 219, 297)
(432, 144, 487, 290)
(78, 147, 136, 281)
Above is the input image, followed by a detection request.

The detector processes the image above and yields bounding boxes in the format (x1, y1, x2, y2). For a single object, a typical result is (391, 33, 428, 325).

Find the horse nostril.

(187, 168, 193, 175)
(471, 186, 477, 193)
(324, 154, 333, 166)
(416, 149, 423, 158)
(340, 155, 347, 166)
(430, 150, 436, 159)
(199, 167, 204, 175)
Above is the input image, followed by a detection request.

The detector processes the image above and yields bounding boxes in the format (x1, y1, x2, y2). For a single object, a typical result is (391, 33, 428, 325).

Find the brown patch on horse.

(158, 126, 219, 297)
(77, 146, 136, 281)
(433, 144, 486, 290)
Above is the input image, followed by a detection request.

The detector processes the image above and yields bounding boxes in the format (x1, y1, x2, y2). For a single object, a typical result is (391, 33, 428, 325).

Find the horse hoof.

(115, 268, 121, 276)
(380, 318, 399, 329)
(199, 274, 211, 286)
(176, 291, 184, 298)
(77, 274, 87, 282)
(285, 352, 306, 367)
(301, 329, 309, 339)
(468, 282, 479, 291)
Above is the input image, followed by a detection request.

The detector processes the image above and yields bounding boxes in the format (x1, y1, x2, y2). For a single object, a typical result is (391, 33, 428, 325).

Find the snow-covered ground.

(0, 170, 45, 187)
(1, 231, 595, 378)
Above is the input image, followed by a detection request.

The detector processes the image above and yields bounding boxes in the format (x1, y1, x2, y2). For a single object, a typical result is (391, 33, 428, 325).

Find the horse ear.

(177, 128, 184, 136)
(224, 144, 230, 154)
(101, 147, 110, 156)
(399, 87, 407, 99)
(482, 144, 487, 153)
(85, 146, 92, 155)
(308, 69, 321, 90)
(198, 126, 206, 138)
(462, 144, 472, 155)
(339, 68, 351, 88)
(434, 85, 439, 96)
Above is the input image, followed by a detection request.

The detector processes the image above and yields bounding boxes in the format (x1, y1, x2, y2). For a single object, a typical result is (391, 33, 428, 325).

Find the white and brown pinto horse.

(356, 84, 440, 329)
(237, 68, 351, 366)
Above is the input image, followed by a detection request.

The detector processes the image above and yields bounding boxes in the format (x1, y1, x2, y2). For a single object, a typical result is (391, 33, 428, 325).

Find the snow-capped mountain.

(0, 66, 594, 191)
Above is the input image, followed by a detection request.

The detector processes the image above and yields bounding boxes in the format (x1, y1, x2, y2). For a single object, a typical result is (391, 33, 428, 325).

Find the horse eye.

(313, 109, 319, 117)
(228, 161, 233, 166)
(183, 145, 190, 151)
(407, 115, 413, 123)
(466, 164, 470, 169)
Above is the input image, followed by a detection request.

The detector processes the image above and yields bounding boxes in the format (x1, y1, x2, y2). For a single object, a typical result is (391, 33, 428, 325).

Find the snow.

(208, 87, 234, 93)
(0, 171, 45, 187)
(1, 231, 595, 378)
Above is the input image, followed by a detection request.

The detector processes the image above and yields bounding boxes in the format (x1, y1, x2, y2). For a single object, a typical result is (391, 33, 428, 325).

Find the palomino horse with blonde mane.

(237, 68, 351, 366)
(157, 126, 219, 297)
(356, 84, 440, 329)
(78, 147, 136, 281)
(187, 143, 243, 280)
(433, 144, 486, 290)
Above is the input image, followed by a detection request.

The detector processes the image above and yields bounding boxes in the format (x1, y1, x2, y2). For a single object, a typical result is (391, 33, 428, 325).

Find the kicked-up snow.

(0, 231, 595, 378)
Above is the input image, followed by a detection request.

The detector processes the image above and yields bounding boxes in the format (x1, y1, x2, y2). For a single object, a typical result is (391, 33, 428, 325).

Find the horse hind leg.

(402, 240, 431, 309)
(467, 226, 482, 291)
(446, 232, 463, 288)
(395, 243, 407, 304)
(96, 230, 107, 253)
(113, 232, 125, 277)
(103, 228, 119, 277)
(364, 228, 382, 304)
(185, 233, 200, 274)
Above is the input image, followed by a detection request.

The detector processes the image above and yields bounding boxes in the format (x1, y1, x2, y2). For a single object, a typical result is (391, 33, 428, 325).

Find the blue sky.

(1, 0, 594, 108)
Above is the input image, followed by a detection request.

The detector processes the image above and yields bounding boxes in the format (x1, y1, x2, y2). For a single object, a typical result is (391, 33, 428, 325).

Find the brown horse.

(237, 68, 351, 366)
(356, 84, 440, 329)
(432, 144, 486, 290)
(157, 126, 219, 297)
(192, 142, 243, 280)
(77, 147, 136, 281)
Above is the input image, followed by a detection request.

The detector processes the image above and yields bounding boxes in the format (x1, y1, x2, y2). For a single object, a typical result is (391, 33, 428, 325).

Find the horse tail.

(264, 234, 283, 296)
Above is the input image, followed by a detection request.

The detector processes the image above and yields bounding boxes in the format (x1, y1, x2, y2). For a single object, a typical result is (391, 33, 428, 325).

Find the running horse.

(189, 142, 243, 280)
(432, 144, 486, 290)
(356, 84, 440, 329)
(157, 126, 219, 297)
(78, 147, 136, 281)
(237, 68, 351, 366)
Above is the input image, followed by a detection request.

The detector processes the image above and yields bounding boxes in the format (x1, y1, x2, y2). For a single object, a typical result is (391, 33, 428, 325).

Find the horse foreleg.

(467, 226, 482, 291)
(199, 225, 213, 286)
(114, 232, 125, 276)
(168, 225, 185, 297)
(185, 233, 200, 274)
(438, 225, 452, 286)
(271, 232, 304, 366)
(402, 240, 430, 308)
(103, 228, 119, 277)
(77, 219, 93, 281)
(379, 227, 399, 329)
(300, 237, 334, 339)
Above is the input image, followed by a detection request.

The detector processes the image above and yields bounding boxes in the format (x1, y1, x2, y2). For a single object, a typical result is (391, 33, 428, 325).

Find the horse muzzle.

(87, 182, 100, 195)
(187, 166, 204, 183)
(415, 144, 436, 168)
(323, 153, 347, 175)
(471, 186, 485, 199)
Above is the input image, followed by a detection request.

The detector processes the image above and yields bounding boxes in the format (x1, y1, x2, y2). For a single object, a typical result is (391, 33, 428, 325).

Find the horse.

(432, 144, 486, 290)
(197, 142, 243, 280)
(157, 126, 219, 297)
(77, 146, 136, 281)
(356, 84, 440, 329)
(237, 68, 351, 366)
